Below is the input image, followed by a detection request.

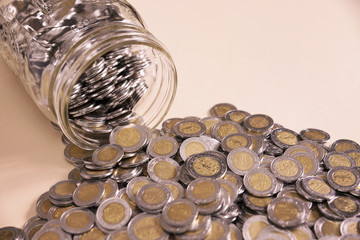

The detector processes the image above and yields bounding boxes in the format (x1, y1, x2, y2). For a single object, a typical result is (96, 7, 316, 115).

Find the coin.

(147, 157, 180, 183)
(32, 226, 71, 240)
(327, 166, 360, 192)
(227, 148, 259, 176)
(327, 194, 360, 218)
(60, 207, 95, 234)
(173, 120, 206, 138)
(163, 181, 184, 201)
(64, 144, 94, 164)
(297, 140, 325, 161)
(72, 226, 107, 240)
(243, 114, 274, 135)
(295, 179, 324, 203)
(23, 218, 46, 240)
(283, 144, 314, 157)
(340, 217, 360, 236)
(135, 183, 173, 213)
(270, 155, 304, 183)
(270, 127, 300, 149)
(211, 121, 245, 141)
(267, 196, 308, 228)
(147, 136, 179, 158)
(301, 176, 335, 200)
(49, 180, 77, 202)
(221, 170, 244, 195)
(186, 177, 221, 204)
(225, 109, 251, 125)
(162, 118, 183, 135)
(73, 180, 105, 207)
(229, 223, 243, 240)
(92, 144, 124, 168)
(299, 128, 330, 144)
(242, 215, 270, 240)
(126, 176, 153, 202)
(243, 169, 277, 197)
(179, 137, 211, 160)
(340, 234, 360, 240)
(256, 225, 295, 240)
(95, 198, 132, 231)
(105, 227, 128, 240)
(209, 103, 237, 118)
(221, 133, 252, 152)
(204, 218, 230, 239)
(306, 204, 321, 227)
(80, 166, 114, 180)
(185, 152, 227, 179)
(109, 123, 148, 152)
(35, 192, 54, 220)
(127, 213, 169, 240)
(323, 152, 356, 170)
(119, 151, 149, 168)
(216, 179, 238, 203)
(331, 139, 360, 152)
(291, 152, 319, 177)
(242, 192, 273, 213)
(199, 117, 221, 136)
(314, 217, 342, 239)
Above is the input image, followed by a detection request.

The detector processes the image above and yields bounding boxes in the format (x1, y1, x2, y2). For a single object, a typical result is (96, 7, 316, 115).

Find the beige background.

(1, 0, 360, 227)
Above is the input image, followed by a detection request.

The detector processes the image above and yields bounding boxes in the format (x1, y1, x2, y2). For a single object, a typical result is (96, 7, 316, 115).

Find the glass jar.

(0, 0, 177, 149)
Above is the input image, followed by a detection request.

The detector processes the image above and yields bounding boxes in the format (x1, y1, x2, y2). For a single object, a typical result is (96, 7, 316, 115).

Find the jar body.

(0, 0, 177, 149)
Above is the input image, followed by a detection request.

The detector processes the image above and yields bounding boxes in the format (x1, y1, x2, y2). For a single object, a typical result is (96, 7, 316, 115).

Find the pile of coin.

(1, 103, 360, 240)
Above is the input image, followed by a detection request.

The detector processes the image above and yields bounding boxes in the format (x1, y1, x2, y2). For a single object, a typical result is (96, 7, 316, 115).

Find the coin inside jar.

(227, 148, 259, 176)
(147, 136, 179, 158)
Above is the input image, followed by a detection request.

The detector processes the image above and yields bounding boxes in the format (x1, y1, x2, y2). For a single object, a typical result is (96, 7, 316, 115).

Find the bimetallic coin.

(264, 141, 283, 156)
(23, 218, 47, 240)
(127, 213, 169, 240)
(179, 137, 211, 161)
(211, 121, 245, 141)
(270, 128, 300, 149)
(162, 118, 183, 135)
(119, 151, 150, 168)
(306, 204, 321, 227)
(295, 179, 324, 203)
(323, 152, 356, 169)
(270, 155, 304, 183)
(300, 128, 330, 144)
(96, 198, 132, 231)
(200, 135, 221, 151)
(317, 201, 345, 221)
(297, 140, 325, 161)
(225, 109, 251, 125)
(109, 123, 148, 152)
(243, 114, 274, 135)
(60, 207, 95, 234)
(221, 170, 244, 195)
(64, 144, 93, 164)
(209, 103, 237, 119)
(331, 139, 360, 152)
(242, 192, 273, 213)
(186, 152, 227, 179)
(227, 148, 259, 176)
(314, 217, 342, 239)
(229, 223, 243, 240)
(147, 157, 180, 183)
(327, 167, 360, 192)
(328, 194, 360, 218)
(36, 192, 54, 220)
(216, 179, 238, 203)
(283, 144, 315, 157)
(340, 234, 360, 240)
(49, 180, 77, 202)
(72, 226, 107, 240)
(345, 149, 360, 168)
(105, 227, 128, 240)
(203, 218, 230, 240)
(99, 178, 118, 203)
(46, 205, 75, 221)
(135, 183, 173, 213)
(301, 176, 335, 200)
(126, 177, 153, 202)
(340, 217, 360, 236)
(200, 117, 222, 136)
(249, 135, 265, 154)
(163, 181, 184, 201)
(111, 165, 143, 183)
(161, 198, 198, 229)
(267, 196, 308, 228)
(242, 215, 270, 240)
(173, 120, 206, 138)
(243, 169, 277, 197)
(256, 226, 295, 240)
(186, 177, 221, 204)
(291, 152, 319, 177)
(147, 136, 179, 158)
(32, 226, 71, 240)
(80, 167, 114, 180)
(68, 168, 83, 185)
(92, 144, 124, 168)
(290, 225, 315, 240)
(73, 181, 105, 207)
(221, 133, 252, 152)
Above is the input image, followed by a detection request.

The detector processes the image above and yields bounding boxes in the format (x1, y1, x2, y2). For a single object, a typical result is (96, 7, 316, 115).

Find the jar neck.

(51, 23, 177, 149)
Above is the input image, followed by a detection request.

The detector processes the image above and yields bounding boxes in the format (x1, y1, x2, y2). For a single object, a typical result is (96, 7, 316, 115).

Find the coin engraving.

(308, 179, 331, 194)
(115, 128, 141, 147)
(66, 212, 90, 228)
(249, 173, 272, 191)
(168, 203, 192, 221)
(275, 159, 298, 177)
(153, 140, 174, 155)
(232, 152, 254, 171)
(193, 157, 220, 176)
(103, 203, 125, 224)
(332, 170, 356, 186)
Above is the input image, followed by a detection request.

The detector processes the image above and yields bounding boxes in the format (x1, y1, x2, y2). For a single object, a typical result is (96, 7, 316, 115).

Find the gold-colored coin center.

(153, 161, 176, 180)
(133, 217, 163, 240)
(66, 212, 90, 228)
(132, 181, 149, 196)
(179, 122, 201, 134)
(80, 227, 106, 240)
(78, 184, 100, 202)
(115, 128, 141, 147)
(153, 140, 174, 155)
(218, 124, 239, 138)
(54, 182, 77, 196)
(168, 203, 192, 221)
(276, 132, 298, 145)
(348, 152, 360, 167)
(249, 116, 269, 128)
(332, 170, 356, 186)
(333, 196, 357, 213)
(98, 147, 119, 162)
(103, 203, 125, 224)
(249, 221, 269, 240)
(229, 112, 247, 123)
(192, 181, 216, 199)
(321, 219, 341, 237)
(293, 155, 313, 174)
(142, 187, 166, 205)
(226, 135, 248, 149)
(249, 173, 272, 191)
(273, 202, 298, 221)
(328, 155, 351, 168)
(335, 142, 357, 152)
(185, 142, 206, 158)
(38, 232, 60, 240)
(308, 179, 331, 194)
(275, 159, 298, 177)
(193, 157, 220, 176)
(232, 152, 255, 171)
(205, 222, 224, 240)
(304, 130, 326, 140)
(69, 145, 93, 158)
(248, 195, 271, 207)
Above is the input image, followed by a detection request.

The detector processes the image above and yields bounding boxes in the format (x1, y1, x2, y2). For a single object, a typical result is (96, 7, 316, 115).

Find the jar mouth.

(52, 24, 177, 149)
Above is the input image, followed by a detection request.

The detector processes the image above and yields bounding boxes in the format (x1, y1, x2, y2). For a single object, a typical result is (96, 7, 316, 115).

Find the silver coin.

(291, 152, 319, 177)
(147, 136, 179, 158)
(173, 119, 206, 138)
(179, 137, 211, 161)
(314, 217, 342, 239)
(64, 143, 93, 164)
(242, 215, 270, 240)
(73, 181, 105, 207)
(221, 133, 252, 152)
(299, 128, 330, 144)
(125, 176, 153, 202)
(270, 155, 304, 183)
(23, 218, 47, 240)
(267, 196, 308, 228)
(209, 103, 237, 119)
(340, 217, 360, 236)
(227, 148, 260, 176)
(270, 127, 300, 149)
(225, 109, 251, 125)
(68, 167, 83, 185)
(323, 151, 356, 170)
(186, 177, 221, 205)
(301, 176, 335, 200)
(46, 205, 75, 221)
(35, 192, 53, 219)
(243, 168, 277, 197)
(327, 166, 360, 192)
(147, 157, 181, 183)
(95, 198, 132, 231)
(185, 152, 227, 179)
(135, 182, 173, 213)
(60, 207, 95, 235)
(127, 213, 169, 240)
(91, 144, 124, 168)
(211, 120, 245, 141)
(328, 194, 360, 218)
(331, 139, 360, 152)
(243, 114, 274, 135)
(32, 226, 71, 240)
(109, 123, 148, 153)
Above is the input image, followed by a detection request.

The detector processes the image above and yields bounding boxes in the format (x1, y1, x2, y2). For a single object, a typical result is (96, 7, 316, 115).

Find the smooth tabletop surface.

(1, 0, 360, 227)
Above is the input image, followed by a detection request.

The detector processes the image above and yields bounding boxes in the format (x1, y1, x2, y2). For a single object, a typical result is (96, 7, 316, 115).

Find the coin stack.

(1, 103, 360, 240)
